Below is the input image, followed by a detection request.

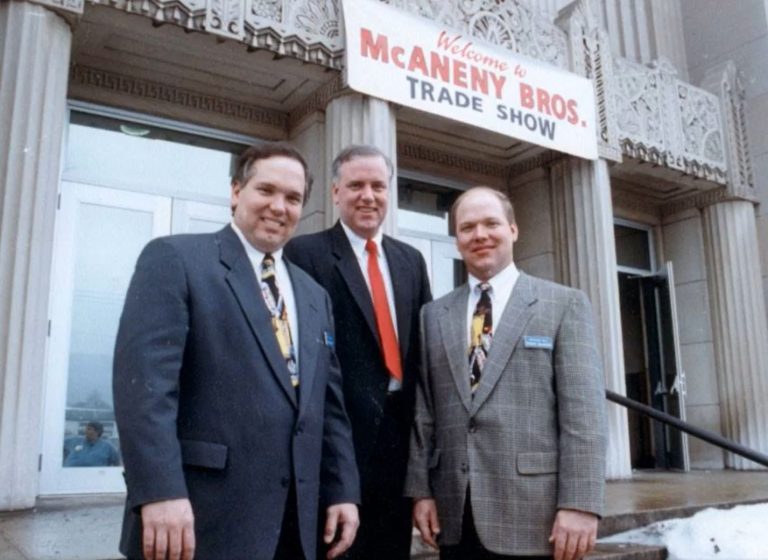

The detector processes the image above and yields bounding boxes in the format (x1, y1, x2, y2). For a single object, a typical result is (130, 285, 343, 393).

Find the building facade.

(1, 0, 767, 510)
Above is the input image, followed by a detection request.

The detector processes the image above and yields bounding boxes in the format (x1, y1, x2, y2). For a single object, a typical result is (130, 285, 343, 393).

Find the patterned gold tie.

(468, 283, 492, 392)
(261, 254, 299, 388)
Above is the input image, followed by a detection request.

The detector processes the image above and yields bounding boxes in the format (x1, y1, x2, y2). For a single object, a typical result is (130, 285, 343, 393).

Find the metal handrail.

(606, 390, 768, 468)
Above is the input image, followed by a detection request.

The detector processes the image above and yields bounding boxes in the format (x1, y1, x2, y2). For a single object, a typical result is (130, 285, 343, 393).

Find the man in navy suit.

(113, 143, 360, 560)
(285, 145, 432, 560)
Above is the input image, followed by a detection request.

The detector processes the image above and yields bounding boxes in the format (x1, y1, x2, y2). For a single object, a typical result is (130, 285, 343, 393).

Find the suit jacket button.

(281, 477, 290, 488)
(468, 419, 477, 433)
(461, 463, 468, 473)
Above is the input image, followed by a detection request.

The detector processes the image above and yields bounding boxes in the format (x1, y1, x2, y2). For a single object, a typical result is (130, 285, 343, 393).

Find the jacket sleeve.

(404, 306, 436, 498)
(319, 291, 362, 506)
(554, 289, 608, 516)
(113, 238, 190, 509)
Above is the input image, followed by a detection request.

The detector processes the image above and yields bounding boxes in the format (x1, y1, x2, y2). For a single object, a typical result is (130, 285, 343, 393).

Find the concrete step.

(411, 541, 666, 560)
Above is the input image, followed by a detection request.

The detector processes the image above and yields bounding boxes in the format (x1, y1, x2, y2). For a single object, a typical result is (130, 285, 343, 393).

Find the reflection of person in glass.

(63, 421, 120, 467)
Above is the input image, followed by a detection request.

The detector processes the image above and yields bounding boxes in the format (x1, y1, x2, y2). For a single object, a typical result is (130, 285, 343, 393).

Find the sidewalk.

(2, 470, 768, 560)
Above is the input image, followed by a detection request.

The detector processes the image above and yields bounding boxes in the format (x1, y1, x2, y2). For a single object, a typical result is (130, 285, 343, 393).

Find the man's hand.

(141, 498, 195, 560)
(413, 498, 441, 549)
(549, 509, 598, 560)
(324, 503, 359, 559)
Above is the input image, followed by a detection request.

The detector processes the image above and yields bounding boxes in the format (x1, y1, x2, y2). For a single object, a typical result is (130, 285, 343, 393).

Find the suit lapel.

(218, 226, 298, 409)
(289, 263, 320, 415)
(438, 285, 472, 412)
(330, 222, 379, 342)
(382, 236, 411, 360)
(470, 273, 538, 415)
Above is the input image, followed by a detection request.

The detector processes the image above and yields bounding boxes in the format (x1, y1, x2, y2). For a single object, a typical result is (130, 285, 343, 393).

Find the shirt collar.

(340, 220, 384, 259)
(230, 221, 284, 264)
(468, 261, 519, 294)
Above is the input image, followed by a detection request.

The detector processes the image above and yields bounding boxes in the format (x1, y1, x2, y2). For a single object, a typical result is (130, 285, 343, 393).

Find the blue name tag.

(524, 335, 554, 349)
(323, 332, 335, 348)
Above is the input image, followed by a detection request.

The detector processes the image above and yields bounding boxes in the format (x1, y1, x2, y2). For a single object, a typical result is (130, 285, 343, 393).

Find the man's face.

(332, 155, 390, 239)
(231, 156, 306, 253)
(84, 426, 99, 443)
(455, 189, 518, 281)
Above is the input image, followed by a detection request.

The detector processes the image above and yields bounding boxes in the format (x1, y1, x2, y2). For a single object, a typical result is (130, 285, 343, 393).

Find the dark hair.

(232, 142, 313, 206)
(86, 421, 104, 438)
(450, 186, 516, 228)
(331, 144, 394, 183)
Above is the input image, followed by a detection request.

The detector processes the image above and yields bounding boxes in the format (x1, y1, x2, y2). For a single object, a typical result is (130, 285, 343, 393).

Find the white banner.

(342, 0, 598, 160)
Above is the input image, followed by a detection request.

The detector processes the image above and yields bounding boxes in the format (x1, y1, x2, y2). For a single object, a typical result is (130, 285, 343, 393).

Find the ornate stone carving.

(88, 0, 207, 31)
(243, 0, 341, 66)
(701, 60, 755, 200)
(610, 51, 728, 185)
(70, 64, 288, 129)
(386, 0, 568, 69)
(556, 0, 621, 161)
(205, 0, 245, 39)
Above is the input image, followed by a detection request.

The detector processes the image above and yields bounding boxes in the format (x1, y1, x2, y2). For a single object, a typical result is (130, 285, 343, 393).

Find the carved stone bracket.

(700, 60, 755, 201)
(288, 74, 346, 130)
(556, 0, 621, 162)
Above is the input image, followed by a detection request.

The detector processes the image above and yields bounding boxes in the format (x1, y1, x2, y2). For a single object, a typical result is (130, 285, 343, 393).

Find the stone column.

(551, 157, 632, 479)
(702, 200, 768, 469)
(323, 93, 398, 234)
(0, 0, 73, 509)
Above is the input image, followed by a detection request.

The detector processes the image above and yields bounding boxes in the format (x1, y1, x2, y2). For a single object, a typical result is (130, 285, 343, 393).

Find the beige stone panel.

(290, 113, 327, 225)
(745, 92, 768, 160)
(516, 253, 556, 282)
(511, 176, 554, 262)
(674, 281, 714, 345)
(679, 342, 719, 407)
(661, 215, 706, 284)
(685, 404, 726, 470)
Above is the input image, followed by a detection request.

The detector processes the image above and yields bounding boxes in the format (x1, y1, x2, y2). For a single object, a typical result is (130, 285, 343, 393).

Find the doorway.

(616, 222, 689, 470)
(39, 106, 247, 494)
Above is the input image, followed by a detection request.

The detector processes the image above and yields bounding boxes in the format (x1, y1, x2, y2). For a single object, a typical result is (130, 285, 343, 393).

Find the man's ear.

(510, 222, 519, 242)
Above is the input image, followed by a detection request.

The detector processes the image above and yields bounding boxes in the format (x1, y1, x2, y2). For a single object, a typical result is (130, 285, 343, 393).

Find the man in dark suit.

(406, 187, 606, 560)
(285, 145, 432, 560)
(113, 143, 360, 560)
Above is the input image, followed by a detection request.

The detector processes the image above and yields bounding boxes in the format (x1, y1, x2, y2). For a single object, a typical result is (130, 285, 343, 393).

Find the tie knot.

(479, 282, 491, 294)
(262, 253, 275, 269)
(365, 239, 378, 256)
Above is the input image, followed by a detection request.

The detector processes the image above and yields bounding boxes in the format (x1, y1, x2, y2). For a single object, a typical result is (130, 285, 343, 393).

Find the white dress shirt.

(340, 221, 402, 391)
(466, 261, 520, 346)
(231, 222, 299, 369)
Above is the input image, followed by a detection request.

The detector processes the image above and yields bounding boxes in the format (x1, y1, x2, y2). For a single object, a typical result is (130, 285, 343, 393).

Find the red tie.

(365, 239, 402, 382)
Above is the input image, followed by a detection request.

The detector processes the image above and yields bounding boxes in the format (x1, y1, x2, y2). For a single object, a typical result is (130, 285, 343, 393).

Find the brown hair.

(231, 142, 313, 206)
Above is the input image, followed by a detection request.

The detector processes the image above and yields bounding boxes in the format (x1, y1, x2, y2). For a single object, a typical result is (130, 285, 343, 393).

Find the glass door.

(40, 183, 172, 494)
(40, 183, 232, 494)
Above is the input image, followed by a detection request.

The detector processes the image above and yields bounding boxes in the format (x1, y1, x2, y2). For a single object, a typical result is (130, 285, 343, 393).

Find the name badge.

(524, 335, 554, 350)
(323, 332, 335, 349)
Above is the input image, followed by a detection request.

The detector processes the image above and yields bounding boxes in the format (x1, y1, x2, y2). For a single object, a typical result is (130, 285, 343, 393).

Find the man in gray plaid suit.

(405, 186, 607, 560)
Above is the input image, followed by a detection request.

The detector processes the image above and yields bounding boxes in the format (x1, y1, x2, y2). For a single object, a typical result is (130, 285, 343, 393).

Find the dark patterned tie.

(468, 283, 492, 392)
(260, 254, 299, 388)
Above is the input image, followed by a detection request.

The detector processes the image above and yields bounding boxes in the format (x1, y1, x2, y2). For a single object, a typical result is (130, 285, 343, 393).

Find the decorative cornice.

(659, 185, 757, 218)
(70, 64, 288, 130)
(620, 138, 728, 185)
(288, 75, 346, 130)
(29, 0, 84, 21)
(397, 143, 507, 178)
